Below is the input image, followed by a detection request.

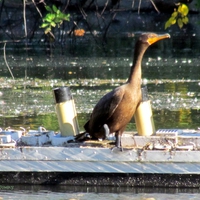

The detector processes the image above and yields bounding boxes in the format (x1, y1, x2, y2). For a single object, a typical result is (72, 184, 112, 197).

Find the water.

(1, 186, 200, 200)
(0, 56, 200, 131)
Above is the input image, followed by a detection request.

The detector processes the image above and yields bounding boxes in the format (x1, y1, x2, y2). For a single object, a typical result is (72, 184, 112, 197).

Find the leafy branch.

(40, 5, 70, 35)
(165, 3, 189, 29)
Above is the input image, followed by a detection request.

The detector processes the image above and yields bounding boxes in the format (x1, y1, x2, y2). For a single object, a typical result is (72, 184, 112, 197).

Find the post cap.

(53, 86, 72, 103)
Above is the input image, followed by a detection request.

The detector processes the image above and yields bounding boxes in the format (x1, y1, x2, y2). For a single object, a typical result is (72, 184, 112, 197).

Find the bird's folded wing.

(91, 87, 124, 123)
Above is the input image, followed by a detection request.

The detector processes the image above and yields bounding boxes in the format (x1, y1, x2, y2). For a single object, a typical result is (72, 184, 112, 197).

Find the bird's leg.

(115, 131, 121, 148)
(111, 131, 123, 151)
(103, 124, 110, 139)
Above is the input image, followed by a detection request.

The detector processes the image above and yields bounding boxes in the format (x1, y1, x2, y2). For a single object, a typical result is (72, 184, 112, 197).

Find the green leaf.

(44, 18, 51, 23)
(182, 16, 189, 24)
(177, 18, 183, 28)
(54, 18, 62, 23)
(52, 5, 58, 13)
(169, 17, 176, 25)
(44, 18, 52, 23)
(56, 9, 61, 15)
(44, 13, 56, 22)
(181, 4, 189, 16)
(50, 21, 56, 27)
(178, 4, 189, 16)
(45, 6, 53, 12)
(40, 23, 50, 28)
(57, 12, 65, 19)
(178, 5, 182, 13)
(165, 20, 171, 29)
(171, 11, 178, 18)
(64, 14, 70, 21)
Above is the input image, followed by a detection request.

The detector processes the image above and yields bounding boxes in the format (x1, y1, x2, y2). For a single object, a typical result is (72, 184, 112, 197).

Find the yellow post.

(53, 87, 79, 137)
(134, 86, 155, 136)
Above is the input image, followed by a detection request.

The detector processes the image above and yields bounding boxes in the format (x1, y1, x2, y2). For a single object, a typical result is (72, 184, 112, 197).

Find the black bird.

(84, 33, 170, 147)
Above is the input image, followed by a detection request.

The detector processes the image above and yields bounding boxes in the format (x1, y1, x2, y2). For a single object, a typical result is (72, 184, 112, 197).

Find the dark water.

(1, 185, 200, 200)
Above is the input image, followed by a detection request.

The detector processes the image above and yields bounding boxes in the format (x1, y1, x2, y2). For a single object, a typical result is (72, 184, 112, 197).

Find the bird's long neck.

(127, 42, 148, 86)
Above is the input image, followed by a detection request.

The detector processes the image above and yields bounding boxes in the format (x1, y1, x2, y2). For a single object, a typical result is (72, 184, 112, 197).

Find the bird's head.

(139, 33, 170, 45)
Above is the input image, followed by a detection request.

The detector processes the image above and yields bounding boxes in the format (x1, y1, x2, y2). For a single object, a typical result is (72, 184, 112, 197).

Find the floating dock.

(1, 128, 200, 187)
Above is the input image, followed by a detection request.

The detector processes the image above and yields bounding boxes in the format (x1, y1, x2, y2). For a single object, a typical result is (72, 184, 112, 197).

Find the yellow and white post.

(53, 87, 79, 137)
(134, 86, 155, 136)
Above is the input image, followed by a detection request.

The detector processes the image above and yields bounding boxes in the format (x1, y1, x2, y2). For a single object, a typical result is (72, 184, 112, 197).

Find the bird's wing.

(90, 87, 125, 125)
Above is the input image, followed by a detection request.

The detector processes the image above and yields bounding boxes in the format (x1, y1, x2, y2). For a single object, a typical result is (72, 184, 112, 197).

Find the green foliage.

(40, 5, 70, 34)
(165, 3, 189, 29)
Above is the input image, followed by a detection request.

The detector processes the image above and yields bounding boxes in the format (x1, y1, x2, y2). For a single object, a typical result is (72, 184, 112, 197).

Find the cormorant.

(83, 32, 170, 147)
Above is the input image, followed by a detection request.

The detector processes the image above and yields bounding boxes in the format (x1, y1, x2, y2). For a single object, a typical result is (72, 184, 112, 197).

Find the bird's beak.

(147, 33, 170, 45)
